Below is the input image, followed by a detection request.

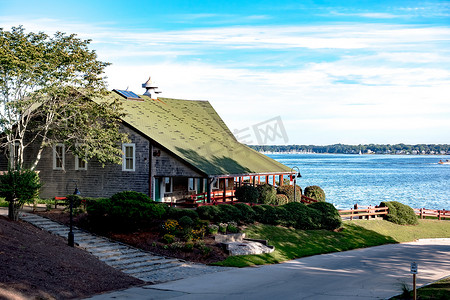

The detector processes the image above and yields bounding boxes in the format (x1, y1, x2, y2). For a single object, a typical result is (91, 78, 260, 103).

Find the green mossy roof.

(98, 93, 292, 176)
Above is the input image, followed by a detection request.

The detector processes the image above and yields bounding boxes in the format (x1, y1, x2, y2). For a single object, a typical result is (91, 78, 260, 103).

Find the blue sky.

(1, 0, 449, 145)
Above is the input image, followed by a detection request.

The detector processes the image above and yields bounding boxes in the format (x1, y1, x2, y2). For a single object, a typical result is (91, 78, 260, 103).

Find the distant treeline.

(248, 144, 450, 155)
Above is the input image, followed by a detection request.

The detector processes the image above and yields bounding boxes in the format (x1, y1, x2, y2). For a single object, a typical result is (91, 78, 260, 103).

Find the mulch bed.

(0, 215, 143, 300)
(36, 209, 229, 265)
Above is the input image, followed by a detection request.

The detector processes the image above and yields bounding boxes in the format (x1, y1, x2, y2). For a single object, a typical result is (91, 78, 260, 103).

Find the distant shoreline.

(248, 143, 450, 155)
(260, 152, 450, 156)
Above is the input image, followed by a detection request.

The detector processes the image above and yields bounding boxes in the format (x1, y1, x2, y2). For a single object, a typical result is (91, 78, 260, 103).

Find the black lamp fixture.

(68, 183, 81, 247)
(291, 167, 301, 202)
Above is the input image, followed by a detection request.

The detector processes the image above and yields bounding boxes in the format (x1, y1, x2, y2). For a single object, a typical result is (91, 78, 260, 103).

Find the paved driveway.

(87, 238, 450, 299)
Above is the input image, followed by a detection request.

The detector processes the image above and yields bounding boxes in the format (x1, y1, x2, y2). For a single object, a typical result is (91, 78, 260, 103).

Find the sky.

(1, 0, 449, 145)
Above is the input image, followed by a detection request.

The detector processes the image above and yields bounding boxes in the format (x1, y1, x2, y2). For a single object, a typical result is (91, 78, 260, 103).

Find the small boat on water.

(438, 160, 450, 165)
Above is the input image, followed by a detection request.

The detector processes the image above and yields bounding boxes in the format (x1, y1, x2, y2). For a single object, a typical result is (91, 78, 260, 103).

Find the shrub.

(233, 203, 256, 223)
(167, 207, 199, 221)
(281, 202, 318, 229)
(111, 191, 152, 203)
(179, 215, 194, 228)
(0, 168, 42, 220)
(162, 219, 179, 234)
(308, 202, 342, 230)
(257, 184, 276, 204)
(163, 233, 175, 244)
(197, 205, 221, 222)
(86, 194, 165, 231)
(64, 195, 83, 208)
(277, 185, 302, 202)
(207, 224, 219, 235)
(253, 204, 279, 225)
(217, 204, 242, 223)
(380, 201, 418, 225)
(274, 194, 289, 206)
(227, 223, 240, 233)
(218, 223, 227, 234)
(235, 185, 260, 203)
(304, 186, 326, 202)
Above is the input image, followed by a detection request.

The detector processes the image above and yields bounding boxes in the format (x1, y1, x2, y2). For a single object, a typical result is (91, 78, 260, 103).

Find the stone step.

(100, 251, 151, 263)
(92, 248, 145, 260)
(85, 244, 130, 253)
(115, 258, 181, 271)
(122, 261, 183, 275)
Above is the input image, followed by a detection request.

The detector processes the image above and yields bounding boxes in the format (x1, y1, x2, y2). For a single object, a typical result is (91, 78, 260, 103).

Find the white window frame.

(75, 143, 88, 171)
(188, 178, 197, 192)
(164, 177, 173, 193)
(53, 144, 65, 170)
(122, 143, 136, 171)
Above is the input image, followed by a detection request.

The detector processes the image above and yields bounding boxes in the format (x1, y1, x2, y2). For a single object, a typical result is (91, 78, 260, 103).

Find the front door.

(154, 178, 161, 202)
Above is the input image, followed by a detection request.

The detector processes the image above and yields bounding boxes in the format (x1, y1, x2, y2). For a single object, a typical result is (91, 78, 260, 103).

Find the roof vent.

(142, 76, 162, 99)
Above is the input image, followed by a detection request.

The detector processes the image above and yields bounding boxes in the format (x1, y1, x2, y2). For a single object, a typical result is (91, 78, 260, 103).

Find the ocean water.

(268, 154, 450, 210)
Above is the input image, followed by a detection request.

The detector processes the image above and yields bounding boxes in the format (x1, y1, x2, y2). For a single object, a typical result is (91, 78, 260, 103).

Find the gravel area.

(0, 215, 143, 300)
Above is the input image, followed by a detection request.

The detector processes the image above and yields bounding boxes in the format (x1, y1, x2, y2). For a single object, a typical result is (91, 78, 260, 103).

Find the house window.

(75, 156, 87, 170)
(164, 177, 173, 193)
(122, 143, 135, 171)
(188, 178, 197, 192)
(53, 144, 65, 170)
(75, 143, 87, 170)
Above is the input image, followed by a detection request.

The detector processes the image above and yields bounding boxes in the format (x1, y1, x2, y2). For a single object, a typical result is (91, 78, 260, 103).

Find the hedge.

(304, 186, 326, 202)
(308, 202, 342, 230)
(277, 185, 302, 202)
(235, 185, 260, 203)
(257, 184, 276, 204)
(379, 201, 418, 225)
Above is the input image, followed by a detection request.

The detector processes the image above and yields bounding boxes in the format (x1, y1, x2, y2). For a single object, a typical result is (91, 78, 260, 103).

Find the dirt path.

(0, 215, 143, 300)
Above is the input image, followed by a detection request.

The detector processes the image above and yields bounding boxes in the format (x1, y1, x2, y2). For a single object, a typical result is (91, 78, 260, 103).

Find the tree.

(0, 26, 129, 219)
(0, 26, 128, 169)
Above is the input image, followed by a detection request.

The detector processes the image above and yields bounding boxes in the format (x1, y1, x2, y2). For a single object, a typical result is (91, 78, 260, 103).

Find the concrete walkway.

(1, 208, 228, 284)
(84, 239, 450, 300)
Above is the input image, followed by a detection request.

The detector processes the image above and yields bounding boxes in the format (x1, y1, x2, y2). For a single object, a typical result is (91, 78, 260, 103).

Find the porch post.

(272, 175, 275, 186)
(239, 177, 242, 187)
(280, 175, 284, 186)
(223, 178, 227, 203)
(207, 179, 211, 203)
(266, 175, 269, 184)
(252, 176, 256, 187)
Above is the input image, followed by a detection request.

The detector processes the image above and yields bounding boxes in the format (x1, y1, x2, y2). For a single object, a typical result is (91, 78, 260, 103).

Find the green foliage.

(197, 205, 221, 222)
(163, 234, 175, 244)
(86, 195, 164, 231)
(0, 169, 41, 220)
(111, 191, 152, 203)
(253, 205, 279, 225)
(235, 185, 260, 203)
(166, 207, 199, 221)
(216, 204, 242, 223)
(380, 201, 418, 225)
(0, 26, 128, 170)
(179, 216, 194, 228)
(277, 185, 302, 202)
(274, 194, 289, 205)
(281, 202, 319, 230)
(207, 224, 219, 235)
(227, 222, 240, 233)
(308, 202, 342, 230)
(233, 203, 256, 223)
(64, 195, 83, 208)
(304, 186, 326, 202)
(257, 184, 276, 204)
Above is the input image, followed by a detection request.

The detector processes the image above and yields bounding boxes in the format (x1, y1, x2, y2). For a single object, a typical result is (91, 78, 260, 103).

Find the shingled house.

(4, 79, 295, 203)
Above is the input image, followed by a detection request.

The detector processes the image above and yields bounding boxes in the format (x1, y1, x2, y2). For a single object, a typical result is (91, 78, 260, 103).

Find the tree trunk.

(8, 201, 19, 221)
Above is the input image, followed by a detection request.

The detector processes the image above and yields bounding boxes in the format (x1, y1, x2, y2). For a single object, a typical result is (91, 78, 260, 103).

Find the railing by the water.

(414, 208, 450, 220)
(339, 206, 389, 220)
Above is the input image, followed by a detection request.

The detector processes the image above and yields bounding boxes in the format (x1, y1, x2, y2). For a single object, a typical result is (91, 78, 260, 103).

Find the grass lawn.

(214, 219, 450, 268)
(390, 276, 450, 300)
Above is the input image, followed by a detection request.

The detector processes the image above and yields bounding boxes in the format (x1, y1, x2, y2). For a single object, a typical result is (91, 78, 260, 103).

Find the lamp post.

(68, 183, 81, 247)
(291, 167, 301, 202)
